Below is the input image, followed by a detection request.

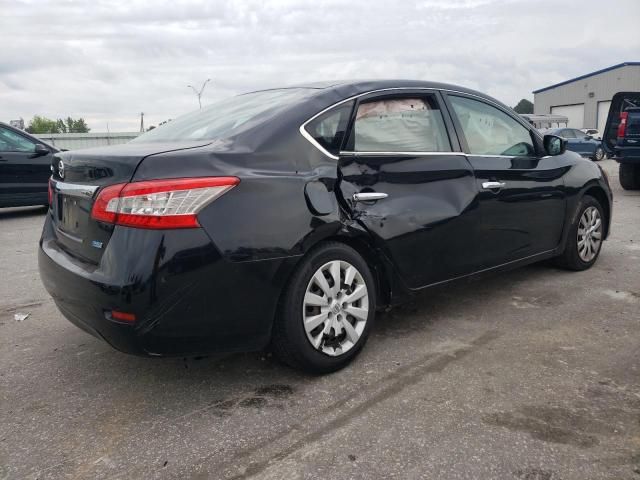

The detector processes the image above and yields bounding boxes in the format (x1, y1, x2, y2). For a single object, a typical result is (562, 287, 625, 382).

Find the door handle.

(482, 181, 506, 190)
(352, 192, 389, 202)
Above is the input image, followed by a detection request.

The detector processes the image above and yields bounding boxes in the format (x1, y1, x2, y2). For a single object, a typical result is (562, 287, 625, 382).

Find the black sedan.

(0, 122, 58, 208)
(39, 80, 612, 373)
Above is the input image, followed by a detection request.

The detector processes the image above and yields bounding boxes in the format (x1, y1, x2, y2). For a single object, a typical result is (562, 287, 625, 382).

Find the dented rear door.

(337, 91, 481, 289)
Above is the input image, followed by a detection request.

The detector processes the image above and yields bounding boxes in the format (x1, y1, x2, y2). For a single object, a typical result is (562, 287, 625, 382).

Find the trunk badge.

(91, 240, 103, 249)
(58, 160, 65, 179)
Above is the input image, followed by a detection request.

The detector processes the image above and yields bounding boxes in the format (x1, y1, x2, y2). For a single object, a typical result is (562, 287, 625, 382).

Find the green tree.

(26, 116, 91, 134)
(513, 99, 534, 114)
(68, 117, 90, 133)
(26, 116, 59, 134)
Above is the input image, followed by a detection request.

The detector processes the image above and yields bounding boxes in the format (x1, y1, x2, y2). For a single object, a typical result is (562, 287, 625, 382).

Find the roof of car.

(309, 78, 489, 94)
(253, 79, 499, 102)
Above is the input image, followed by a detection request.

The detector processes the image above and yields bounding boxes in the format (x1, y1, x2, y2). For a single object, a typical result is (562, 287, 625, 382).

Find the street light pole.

(187, 78, 211, 109)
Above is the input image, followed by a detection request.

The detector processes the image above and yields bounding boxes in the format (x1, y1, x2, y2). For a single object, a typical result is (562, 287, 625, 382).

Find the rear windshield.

(132, 88, 316, 143)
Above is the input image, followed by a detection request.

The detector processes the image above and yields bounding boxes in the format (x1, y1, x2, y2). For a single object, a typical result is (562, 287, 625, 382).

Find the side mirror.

(33, 144, 50, 157)
(543, 134, 566, 156)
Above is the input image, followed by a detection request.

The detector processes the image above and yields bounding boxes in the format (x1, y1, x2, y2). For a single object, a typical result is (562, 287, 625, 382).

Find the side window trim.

(340, 90, 457, 155)
(442, 92, 540, 158)
(302, 100, 354, 158)
(299, 87, 540, 159)
(299, 98, 357, 160)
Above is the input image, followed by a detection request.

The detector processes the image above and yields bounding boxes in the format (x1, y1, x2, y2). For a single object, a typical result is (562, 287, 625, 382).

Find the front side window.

(304, 101, 353, 154)
(560, 129, 576, 139)
(449, 96, 535, 157)
(0, 127, 36, 153)
(348, 96, 452, 152)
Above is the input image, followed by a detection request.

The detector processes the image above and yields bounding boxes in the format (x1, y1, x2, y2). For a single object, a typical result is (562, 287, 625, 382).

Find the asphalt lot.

(1, 158, 639, 480)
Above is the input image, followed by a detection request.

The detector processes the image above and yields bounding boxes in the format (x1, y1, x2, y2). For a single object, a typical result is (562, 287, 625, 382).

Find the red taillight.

(48, 179, 53, 206)
(91, 177, 239, 229)
(617, 112, 628, 139)
(110, 310, 136, 323)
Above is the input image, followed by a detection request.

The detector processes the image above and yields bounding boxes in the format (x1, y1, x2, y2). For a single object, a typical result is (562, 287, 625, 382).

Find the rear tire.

(619, 163, 640, 190)
(554, 195, 604, 271)
(271, 242, 376, 374)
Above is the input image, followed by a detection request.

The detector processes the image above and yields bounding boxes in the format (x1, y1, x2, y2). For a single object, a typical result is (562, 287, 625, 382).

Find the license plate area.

(58, 195, 90, 235)
(51, 182, 111, 265)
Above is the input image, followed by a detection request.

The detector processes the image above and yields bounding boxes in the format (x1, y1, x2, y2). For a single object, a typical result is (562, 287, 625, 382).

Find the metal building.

(533, 62, 640, 131)
(34, 132, 139, 150)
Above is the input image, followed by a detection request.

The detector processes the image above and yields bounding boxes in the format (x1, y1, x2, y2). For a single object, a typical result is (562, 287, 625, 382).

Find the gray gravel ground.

(1, 158, 639, 480)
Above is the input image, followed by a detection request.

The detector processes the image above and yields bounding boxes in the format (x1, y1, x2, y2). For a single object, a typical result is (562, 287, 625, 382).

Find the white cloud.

(1, 0, 638, 130)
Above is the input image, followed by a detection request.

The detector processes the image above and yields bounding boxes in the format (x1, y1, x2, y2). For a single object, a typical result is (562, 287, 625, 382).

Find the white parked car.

(581, 128, 601, 140)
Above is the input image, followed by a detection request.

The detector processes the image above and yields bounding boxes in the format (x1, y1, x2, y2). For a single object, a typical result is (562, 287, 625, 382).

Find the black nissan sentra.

(39, 80, 612, 373)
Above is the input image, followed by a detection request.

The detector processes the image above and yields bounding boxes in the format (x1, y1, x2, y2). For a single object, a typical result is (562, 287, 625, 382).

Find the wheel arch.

(583, 185, 611, 239)
(273, 230, 396, 319)
(320, 234, 394, 308)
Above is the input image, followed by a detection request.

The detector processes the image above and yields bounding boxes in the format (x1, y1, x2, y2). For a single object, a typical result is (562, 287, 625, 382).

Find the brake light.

(110, 310, 136, 323)
(618, 112, 628, 139)
(91, 177, 239, 229)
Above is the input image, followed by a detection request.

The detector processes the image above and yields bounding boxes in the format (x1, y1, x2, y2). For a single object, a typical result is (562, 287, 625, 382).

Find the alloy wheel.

(303, 260, 369, 356)
(577, 206, 602, 262)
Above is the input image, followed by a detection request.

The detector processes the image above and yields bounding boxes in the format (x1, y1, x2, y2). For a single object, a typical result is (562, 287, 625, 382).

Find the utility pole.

(139, 112, 145, 133)
(187, 79, 211, 109)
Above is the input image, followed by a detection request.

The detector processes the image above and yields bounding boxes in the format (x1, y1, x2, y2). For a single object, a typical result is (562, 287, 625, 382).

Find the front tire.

(619, 163, 640, 190)
(271, 242, 376, 374)
(554, 195, 604, 271)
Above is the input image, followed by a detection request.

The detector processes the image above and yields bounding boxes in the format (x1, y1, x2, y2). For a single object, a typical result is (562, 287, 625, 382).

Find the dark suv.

(603, 92, 640, 189)
(0, 122, 58, 208)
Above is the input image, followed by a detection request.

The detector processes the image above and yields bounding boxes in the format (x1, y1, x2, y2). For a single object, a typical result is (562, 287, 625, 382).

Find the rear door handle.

(481, 181, 506, 190)
(353, 192, 389, 202)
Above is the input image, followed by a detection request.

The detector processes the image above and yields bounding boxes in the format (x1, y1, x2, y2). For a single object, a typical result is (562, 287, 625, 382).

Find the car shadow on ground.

(47, 260, 558, 389)
(0, 205, 48, 219)
(10, 258, 584, 477)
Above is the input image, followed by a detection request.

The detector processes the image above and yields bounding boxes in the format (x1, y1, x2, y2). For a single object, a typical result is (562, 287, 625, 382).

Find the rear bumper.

(38, 214, 295, 356)
(613, 147, 640, 163)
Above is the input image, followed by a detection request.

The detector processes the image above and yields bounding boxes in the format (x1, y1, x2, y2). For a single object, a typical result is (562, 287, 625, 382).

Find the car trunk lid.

(49, 141, 211, 264)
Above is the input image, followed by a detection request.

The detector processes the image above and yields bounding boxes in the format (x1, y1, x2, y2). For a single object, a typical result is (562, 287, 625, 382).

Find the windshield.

(132, 88, 316, 143)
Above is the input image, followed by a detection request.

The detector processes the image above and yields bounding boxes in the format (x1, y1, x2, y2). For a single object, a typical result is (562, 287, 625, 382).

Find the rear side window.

(347, 96, 452, 152)
(304, 101, 354, 155)
(449, 95, 535, 157)
(561, 129, 576, 138)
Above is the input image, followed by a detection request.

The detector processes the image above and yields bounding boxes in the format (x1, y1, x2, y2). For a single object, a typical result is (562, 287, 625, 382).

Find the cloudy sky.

(2, 0, 639, 131)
